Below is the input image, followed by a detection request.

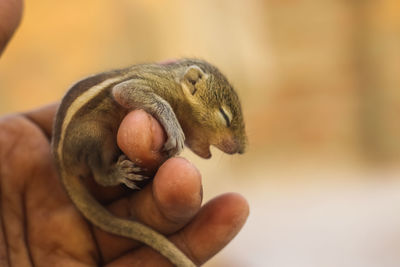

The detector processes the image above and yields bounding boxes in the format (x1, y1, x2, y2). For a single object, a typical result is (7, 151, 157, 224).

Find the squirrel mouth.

(187, 135, 245, 159)
(193, 146, 212, 159)
(186, 141, 212, 159)
(190, 143, 244, 159)
(188, 139, 244, 159)
(214, 138, 242, 155)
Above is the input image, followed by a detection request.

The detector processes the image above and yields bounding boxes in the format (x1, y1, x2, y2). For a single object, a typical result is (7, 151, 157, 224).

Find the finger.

(175, 193, 249, 265)
(107, 193, 249, 266)
(84, 109, 167, 203)
(117, 109, 167, 170)
(94, 157, 202, 263)
(0, 0, 23, 55)
(23, 102, 59, 139)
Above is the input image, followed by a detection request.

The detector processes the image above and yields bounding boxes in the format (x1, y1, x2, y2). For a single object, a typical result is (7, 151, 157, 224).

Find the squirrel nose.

(237, 142, 246, 154)
(236, 137, 247, 154)
(238, 146, 246, 154)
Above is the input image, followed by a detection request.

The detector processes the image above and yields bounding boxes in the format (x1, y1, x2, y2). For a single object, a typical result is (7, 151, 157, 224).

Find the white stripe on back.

(57, 75, 130, 157)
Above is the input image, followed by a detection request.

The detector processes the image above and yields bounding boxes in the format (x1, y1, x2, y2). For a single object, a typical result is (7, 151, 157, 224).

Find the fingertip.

(175, 192, 250, 264)
(117, 110, 166, 169)
(220, 192, 250, 223)
(192, 192, 249, 239)
(153, 157, 202, 222)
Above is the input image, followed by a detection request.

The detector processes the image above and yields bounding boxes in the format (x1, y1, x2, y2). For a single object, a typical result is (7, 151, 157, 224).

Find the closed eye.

(219, 107, 231, 127)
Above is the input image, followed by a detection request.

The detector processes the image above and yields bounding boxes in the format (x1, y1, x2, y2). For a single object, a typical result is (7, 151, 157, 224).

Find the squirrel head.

(175, 59, 247, 159)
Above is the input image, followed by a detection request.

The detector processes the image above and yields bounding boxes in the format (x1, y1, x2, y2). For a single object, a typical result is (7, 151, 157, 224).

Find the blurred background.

(1, 1, 400, 266)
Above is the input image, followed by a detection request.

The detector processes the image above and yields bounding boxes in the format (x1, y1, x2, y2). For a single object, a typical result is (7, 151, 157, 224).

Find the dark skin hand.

(0, 1, 249, 266)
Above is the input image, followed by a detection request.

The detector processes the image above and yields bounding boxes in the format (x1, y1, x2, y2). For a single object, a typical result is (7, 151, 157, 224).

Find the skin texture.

(0, 1, 249, 265)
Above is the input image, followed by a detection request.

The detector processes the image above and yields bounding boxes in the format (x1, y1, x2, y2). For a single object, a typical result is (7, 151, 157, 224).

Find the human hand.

(0, 106, 249, 266)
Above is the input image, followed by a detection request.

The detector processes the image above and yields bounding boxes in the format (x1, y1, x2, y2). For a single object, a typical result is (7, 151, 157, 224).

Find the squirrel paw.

(163, 127, 185, 157)
(116, 155, 148, 189)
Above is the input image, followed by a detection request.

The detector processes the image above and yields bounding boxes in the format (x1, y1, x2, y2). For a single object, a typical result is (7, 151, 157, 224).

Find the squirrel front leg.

(112, 79, 185, 157)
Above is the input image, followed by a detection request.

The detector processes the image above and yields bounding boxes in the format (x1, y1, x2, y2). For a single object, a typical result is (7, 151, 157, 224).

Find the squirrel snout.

(237, 141, 246, 154)
(215, 136, 246, 155)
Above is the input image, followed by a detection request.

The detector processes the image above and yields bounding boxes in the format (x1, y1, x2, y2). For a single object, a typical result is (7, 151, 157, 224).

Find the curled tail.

(60, 170, 196, 267)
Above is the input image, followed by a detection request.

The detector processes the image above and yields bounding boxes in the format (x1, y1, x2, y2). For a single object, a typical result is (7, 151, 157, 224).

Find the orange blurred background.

(1, 1, 400, 266)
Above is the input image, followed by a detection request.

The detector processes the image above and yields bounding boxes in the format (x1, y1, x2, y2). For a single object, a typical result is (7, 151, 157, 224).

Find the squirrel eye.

(219, 107, 231, 127)
(189, 79, 197, 86)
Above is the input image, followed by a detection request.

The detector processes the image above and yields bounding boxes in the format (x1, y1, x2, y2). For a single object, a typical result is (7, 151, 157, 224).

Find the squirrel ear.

(182, 65, 205, 95)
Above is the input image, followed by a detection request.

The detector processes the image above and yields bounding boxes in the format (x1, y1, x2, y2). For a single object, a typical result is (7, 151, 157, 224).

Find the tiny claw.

(122, 179, 141, 190)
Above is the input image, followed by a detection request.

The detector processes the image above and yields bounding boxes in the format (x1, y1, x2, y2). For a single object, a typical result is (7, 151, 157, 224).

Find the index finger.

(117, 109, 167, 171)
(75, 109, 169, 203)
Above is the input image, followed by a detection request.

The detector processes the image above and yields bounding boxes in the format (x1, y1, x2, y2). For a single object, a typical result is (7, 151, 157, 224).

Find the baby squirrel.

(52, 59, 247, 267)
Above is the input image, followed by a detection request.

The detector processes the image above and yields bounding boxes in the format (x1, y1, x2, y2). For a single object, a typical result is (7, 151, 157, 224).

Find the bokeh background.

(1, 1, 400, 266)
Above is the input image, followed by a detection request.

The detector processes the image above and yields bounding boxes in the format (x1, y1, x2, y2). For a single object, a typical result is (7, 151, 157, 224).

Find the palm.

(0, 111, 99, 266)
